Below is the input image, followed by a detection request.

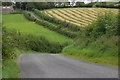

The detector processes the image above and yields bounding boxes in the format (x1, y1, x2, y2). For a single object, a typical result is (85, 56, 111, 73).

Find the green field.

(43, 8, 119, 27)
(2, 14, 72, 44)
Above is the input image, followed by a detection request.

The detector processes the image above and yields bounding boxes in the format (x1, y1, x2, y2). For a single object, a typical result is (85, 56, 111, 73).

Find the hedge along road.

(18, 54, 118, 78)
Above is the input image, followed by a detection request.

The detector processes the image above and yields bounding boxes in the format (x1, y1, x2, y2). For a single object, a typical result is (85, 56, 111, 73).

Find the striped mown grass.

(42, 8, 119, 27)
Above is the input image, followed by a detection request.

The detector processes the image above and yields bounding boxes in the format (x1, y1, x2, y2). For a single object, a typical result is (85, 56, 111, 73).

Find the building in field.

(1, 6, 14, 14)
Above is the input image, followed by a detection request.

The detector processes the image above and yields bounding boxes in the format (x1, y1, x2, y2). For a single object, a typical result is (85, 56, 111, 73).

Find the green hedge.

(23, 11, 36, 21)
(34, 9, 81, 32)
(2, 27, 67, 60)
(23, 11, 77, 38)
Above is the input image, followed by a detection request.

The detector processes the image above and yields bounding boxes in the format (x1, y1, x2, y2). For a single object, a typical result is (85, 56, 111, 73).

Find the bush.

(80, 11, 119, 40)
(23, 11, 36, 21)
(69, 12, 119, 51)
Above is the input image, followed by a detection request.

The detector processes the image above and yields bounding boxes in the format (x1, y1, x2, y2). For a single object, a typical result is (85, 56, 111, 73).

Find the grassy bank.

(3, 59, 19, 78)
(2, 49, 42, 78)
(62, 35, 118, 66)
(2, 49, 21, 78)
(62, 11, 119, 66)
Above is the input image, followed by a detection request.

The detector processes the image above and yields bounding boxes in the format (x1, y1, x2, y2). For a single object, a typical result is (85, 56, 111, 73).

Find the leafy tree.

(2, 2, 12, 6)
(26, 2, 35, 11)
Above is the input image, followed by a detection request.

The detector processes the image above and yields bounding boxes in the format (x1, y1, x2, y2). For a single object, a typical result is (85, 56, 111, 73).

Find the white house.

(2, 6, 14, 14)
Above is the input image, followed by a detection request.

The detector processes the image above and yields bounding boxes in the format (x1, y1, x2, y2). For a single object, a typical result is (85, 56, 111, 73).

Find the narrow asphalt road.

(18, 54, 118, 78)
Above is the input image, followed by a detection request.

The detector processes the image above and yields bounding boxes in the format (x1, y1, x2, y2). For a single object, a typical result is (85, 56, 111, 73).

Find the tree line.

(2, 2, 120, 10)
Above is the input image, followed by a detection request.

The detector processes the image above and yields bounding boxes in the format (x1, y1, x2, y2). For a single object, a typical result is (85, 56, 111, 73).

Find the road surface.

(18, 54, 118, 78)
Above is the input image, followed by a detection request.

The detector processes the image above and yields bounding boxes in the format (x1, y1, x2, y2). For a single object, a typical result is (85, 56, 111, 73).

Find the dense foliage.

(62, 11, 119, 65)
(2, 27, 16, 60)
(75, 2, 120, 8)
(2, 27, 67, 60)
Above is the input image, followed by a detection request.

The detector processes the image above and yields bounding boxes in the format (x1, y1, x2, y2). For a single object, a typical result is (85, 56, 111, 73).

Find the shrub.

(23, 11, 36, 21)
(74, 11, 118, 49)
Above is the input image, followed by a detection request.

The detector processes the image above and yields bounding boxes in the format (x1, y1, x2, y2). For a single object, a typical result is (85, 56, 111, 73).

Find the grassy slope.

(62, 35, 118, 66)
(2, 14, 72, 78)
(62, 9, 119, 67)
(3, 59, 19, 78)
(43, 8, 119, 27)
(2, 14, 72, 44)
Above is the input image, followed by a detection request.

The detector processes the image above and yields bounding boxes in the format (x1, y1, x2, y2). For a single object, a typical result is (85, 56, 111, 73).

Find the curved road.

(18, 54, 118, 78)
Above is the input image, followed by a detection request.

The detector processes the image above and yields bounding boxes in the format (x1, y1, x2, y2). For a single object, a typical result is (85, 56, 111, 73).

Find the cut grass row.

(62, 10, 93, 25)
(46, 10, 85, 26)
(43, 8, 119, 27)
(55, 10, 88, 25)
(43, 9, 95, 26)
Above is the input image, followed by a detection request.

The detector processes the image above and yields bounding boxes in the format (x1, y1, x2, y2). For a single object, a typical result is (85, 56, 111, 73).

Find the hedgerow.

(2, 27, 67, 60)
(23, 11, 77, 38)
(34, 9, 81, 32)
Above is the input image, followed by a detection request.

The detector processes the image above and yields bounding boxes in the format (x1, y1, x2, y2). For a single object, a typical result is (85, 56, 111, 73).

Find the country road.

(18, 54, 118, 78)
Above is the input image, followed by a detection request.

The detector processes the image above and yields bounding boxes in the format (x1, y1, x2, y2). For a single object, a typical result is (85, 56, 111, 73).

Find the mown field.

(42, 8, 119, 27)
(2, 14, 72, 44)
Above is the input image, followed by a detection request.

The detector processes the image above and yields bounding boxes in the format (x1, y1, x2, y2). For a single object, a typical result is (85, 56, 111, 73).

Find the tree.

(26, 2, 35, 11)
(34, 2, 48, 10)
(2, 2, 12, 6)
